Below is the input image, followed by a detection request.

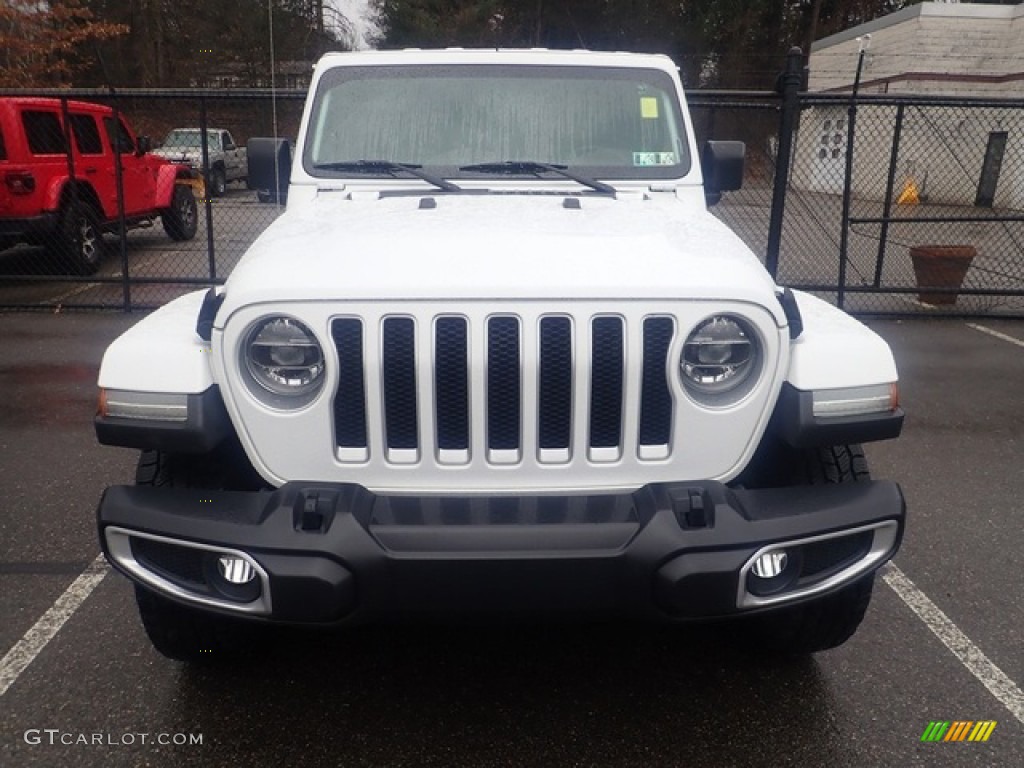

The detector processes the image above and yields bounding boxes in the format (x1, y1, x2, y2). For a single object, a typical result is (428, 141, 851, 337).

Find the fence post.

(765, 47, 803, 279)
(199, 94, 217, 280)
(837, 39, 870, 309)
(873, 103, 905, 287)
(109, 91, 131, 312)
(58, 97, 81, 273)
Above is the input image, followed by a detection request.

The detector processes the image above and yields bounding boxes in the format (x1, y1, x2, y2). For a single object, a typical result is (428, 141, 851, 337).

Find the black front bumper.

(97, 479, 904, 624)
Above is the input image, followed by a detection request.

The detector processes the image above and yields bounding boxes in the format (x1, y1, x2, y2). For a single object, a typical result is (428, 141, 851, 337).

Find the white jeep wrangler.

(95, 49, 905, 662)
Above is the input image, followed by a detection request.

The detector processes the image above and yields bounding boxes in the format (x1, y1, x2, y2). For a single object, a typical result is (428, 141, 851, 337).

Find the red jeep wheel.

(56, 202, 104, 276)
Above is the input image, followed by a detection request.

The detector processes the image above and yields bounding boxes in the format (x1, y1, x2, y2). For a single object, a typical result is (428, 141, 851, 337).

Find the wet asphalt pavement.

(0, 311, 1021, 767)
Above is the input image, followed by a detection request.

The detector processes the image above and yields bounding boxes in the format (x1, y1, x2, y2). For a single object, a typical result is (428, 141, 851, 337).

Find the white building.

(794, 2, 1024, 208)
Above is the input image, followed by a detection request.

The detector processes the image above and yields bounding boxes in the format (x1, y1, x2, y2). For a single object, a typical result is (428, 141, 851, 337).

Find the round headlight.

(243, 316, 325, 403)
(681, 315, 759, 399)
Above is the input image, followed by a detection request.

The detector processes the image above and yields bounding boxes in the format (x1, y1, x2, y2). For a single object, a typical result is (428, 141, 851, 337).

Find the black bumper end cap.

(260, 553, 355, 622)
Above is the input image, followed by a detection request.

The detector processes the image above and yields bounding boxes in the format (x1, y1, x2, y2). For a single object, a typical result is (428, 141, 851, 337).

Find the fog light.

(751, 550, 788, 579)
(217, 556, 256, 585)
(745, 547, 801, 597)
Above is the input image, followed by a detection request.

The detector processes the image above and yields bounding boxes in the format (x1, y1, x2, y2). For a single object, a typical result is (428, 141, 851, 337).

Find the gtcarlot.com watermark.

(24, 729, 203, 747)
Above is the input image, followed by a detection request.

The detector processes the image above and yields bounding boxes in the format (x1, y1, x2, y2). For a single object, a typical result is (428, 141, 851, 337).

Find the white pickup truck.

(95, 49, 905, 663)
(154, 128, 247, 196)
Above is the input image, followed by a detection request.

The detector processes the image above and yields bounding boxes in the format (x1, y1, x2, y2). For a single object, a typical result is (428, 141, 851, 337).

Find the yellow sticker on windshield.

(641, 97, 659, 119)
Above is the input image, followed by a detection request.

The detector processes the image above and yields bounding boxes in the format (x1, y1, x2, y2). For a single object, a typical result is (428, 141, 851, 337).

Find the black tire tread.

(744, 443, 877, 655)
(209, 166, 226, 197)
(135, 585, 252, 663)
(799, 444, 871, 485)
(748, 574, 875, 655)
(132, 447, 263, 662)
(56, 201, 104, 276)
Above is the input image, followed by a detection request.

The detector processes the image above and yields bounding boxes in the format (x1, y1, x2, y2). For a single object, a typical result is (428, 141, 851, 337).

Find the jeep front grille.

(330, 312, 677, 466)
(222, 300, 782, 491)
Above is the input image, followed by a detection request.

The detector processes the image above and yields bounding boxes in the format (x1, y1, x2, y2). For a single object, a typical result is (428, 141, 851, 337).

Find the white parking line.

(0, 554, 108, 698)
(46, 282, 98, 306)
(883, 564, 1024, 725)
(968, 322, 1024, 349)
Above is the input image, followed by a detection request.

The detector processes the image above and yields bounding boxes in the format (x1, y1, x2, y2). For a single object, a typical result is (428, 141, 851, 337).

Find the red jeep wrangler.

(0, 97, 198, 275)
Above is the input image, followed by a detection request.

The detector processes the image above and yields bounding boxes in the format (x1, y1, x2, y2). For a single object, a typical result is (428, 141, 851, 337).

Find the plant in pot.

(910, 245, 976, 305)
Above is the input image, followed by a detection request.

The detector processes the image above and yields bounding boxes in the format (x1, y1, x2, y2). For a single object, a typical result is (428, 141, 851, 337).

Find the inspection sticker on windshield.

(640, 97, 659, 119)
(633, 152, 677, 167)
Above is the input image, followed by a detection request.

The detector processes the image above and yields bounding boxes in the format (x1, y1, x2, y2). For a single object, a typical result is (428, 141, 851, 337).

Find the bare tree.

(0, 0, 127, 87)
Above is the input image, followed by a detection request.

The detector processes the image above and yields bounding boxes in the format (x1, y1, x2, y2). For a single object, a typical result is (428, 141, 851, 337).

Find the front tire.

(743, 445, 877, 654)
(208, 166, 227, 197)
(745, 573, 876, 655)
(135, 585, 254, 663)
(161, 184, 198, 241)
(132, 448, 264, 662)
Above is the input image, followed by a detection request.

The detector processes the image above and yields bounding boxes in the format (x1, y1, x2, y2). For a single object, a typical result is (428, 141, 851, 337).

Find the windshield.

(162, 129, 217, 149)
(304, 64, 691, 180)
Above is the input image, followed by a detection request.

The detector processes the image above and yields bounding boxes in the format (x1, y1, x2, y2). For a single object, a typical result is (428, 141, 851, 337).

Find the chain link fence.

(786, 94, 1024, 315)
(1, 86, 1022, 315)
(0, 89, 303, 311)
(689, 92, 779, 264)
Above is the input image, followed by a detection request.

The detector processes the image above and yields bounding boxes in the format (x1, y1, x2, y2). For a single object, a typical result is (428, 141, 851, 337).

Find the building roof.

(808, 2, 1024, 96)
(812, 1, 1024, 53)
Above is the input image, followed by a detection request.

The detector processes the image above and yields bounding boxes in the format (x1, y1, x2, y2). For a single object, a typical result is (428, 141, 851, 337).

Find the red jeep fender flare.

(155, 166, 197, 207)
(43, 177, 102, 217)
(42, 177, 69, 212)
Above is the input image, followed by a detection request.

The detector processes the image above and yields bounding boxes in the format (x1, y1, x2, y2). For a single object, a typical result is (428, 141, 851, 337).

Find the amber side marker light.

(812, 383, 900, 419)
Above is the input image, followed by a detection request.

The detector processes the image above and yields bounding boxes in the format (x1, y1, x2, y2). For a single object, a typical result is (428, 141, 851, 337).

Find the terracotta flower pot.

(910, 245, 977, 305)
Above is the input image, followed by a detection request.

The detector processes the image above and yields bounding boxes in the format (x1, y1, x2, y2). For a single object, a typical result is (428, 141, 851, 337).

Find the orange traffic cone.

(897, 178, 919, 205)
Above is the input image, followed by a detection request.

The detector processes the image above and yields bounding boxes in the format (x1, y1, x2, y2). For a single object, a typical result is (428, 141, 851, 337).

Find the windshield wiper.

(458, 160, 616, 196)
(312, 160, 463, 193)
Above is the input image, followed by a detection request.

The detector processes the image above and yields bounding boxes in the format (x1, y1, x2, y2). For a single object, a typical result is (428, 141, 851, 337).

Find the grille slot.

(371, 494, 638, 526)
(589, 316, 625, 452)
(382, 317, 418, 453)
(331, 318, 368, 450)
(487, 316, 521, 453)
(538, 316, 573, 451)
(435, 316, 470, 452)
(639, 316, 674, 449)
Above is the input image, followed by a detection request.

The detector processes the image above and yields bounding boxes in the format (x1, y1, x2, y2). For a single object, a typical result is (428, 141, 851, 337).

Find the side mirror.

(247, 137, 291, 204)
(136, 135, 152, 156)
(701, 140, 745, 206)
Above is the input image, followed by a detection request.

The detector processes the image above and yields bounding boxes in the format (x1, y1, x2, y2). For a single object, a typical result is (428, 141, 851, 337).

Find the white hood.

(218, 191, 783, 322)
(153, 148, 201, 165)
